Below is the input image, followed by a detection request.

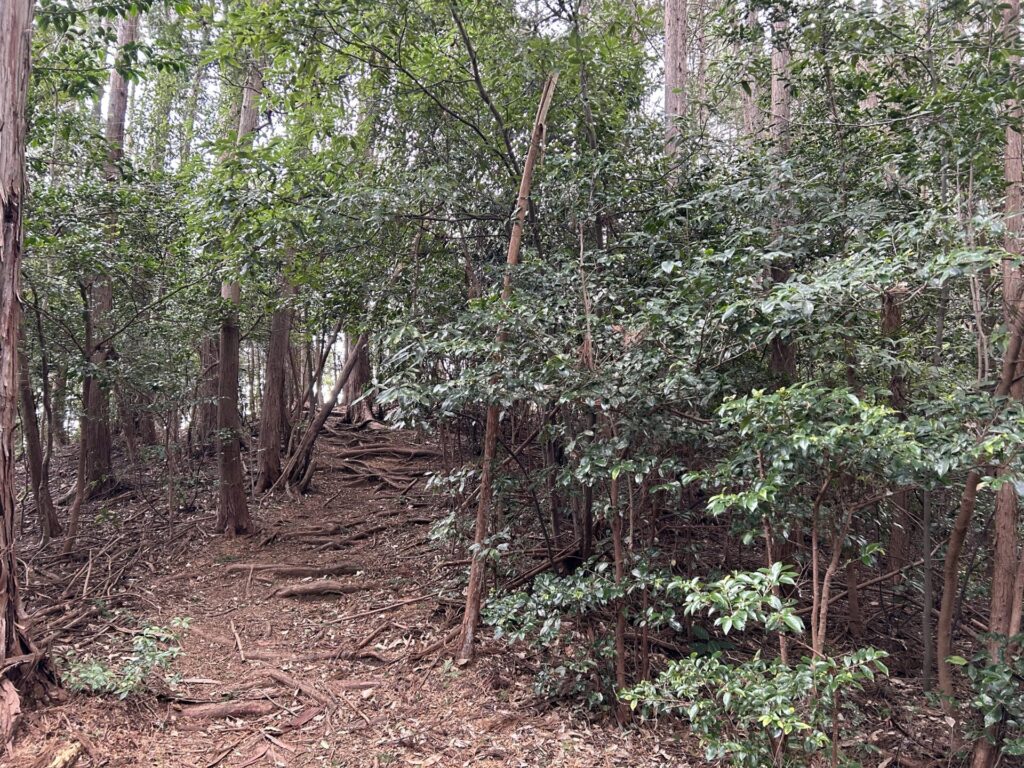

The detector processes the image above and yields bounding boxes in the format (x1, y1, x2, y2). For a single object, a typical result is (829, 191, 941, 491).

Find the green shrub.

(62, 618, 190, 699)
(623, 649, 888, 767)
(954, 635, 1024, 757)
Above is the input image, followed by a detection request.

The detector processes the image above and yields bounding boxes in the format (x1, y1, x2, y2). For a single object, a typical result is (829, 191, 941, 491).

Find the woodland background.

(1, 0, 1024, 766)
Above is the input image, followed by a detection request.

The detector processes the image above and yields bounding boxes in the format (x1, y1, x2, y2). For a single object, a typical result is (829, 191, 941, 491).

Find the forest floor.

(6, 416, 691, 767)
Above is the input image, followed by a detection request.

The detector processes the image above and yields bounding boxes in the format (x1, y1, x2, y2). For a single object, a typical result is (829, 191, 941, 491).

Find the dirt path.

(9, 421, 688, 767)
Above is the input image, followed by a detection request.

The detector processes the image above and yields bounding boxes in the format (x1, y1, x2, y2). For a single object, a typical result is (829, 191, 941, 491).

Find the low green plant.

(623, 649, 888, 767)
(953, 634, 1024, 757)
(62, 618, 190, 698)
(619, 564, 887, 766)
(485, 560, 807, 708)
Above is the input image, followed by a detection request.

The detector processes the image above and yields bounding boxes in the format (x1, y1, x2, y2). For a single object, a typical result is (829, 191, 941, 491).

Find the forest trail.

(9, 417, 684, 768)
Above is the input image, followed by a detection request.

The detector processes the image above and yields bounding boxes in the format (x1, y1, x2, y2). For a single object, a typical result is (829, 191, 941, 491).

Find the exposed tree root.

(265, 669, 333, 707)
(177, 700, 277, 719)
(36, 742, 84, 768)
(225, 563, 361, 578)
(316, 524, 388, 551)
(272, 580, 367, 598)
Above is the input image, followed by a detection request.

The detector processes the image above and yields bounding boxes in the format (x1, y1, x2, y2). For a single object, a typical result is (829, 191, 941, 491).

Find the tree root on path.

(176, 700, 277, 719)
(266, 669, 333, 707)
(272, 580, 367, 598)
(314, 524, 387, 550)
(225, 563, 361, 578)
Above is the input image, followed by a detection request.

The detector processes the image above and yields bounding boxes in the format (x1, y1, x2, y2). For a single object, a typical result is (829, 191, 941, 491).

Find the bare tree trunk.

(275, 333, 369, 491)
(664, 0, 689, 156)
(17, 339, 60, 542)
(740, 9, 761, 137)
(62, 420, 88, 557)
(937, 304, 1024, 702)
(0, 0, 58, 740)
(83, 12, 139, 493)
(458, 74, 558, 662)
(882, 287, 914, 578)
(194, 335, 219, 453)
(342, 332, 374, 423)
(969, 6, 1024, 764)
(216, 281, 251, 535)
(255, 279, 293, 492)
(215, 59, 262, 535)
(610, 472, 628, 722)
(51, 365, 68, 446)
(767, 7, 795, 381)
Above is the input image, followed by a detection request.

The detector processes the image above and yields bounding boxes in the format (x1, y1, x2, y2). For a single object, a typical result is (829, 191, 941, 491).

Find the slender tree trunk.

(664, 0, 689, 156)
(768, 8, 795, 381)
(0, 0, 58, 739)
(275, 333, 369, 491)
(610, 471, 628, 722)
(51, 366, 68, 446)
(458, 74, 558, 662)
(17, 339, 60, 542)
(972, 12, 1024, 759)
(194, 335, 219, 454)
(180, 23, 211, 165)
(255, 279, 294, 492)
(215, 59, 262, 535)
(83, 12, 139, 493)
(937, 301, 1024, 701)
(216, 281, 251, 535)
(740, 9, 761, 138)
(882, 287, 914, 578)
(342, 332, 374, 423)
(62, 419, 88, 558)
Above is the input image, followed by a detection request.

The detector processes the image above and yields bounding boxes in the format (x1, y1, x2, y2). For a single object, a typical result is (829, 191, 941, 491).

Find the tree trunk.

(83, 13, 138, 492)
(971, 8, 1024, 762)
(276, 333, 369, 491)
(342, 332, 374, 423)
(255, 280, 294, 492)
(767, 8, 795, 381)
(215, 59, 263, 535)
(740, 9, 761, 138)
(458, 74, 558, 662)
(194, 335, 219, 454)
(51, 365, 68, 446)
(937, 301, 1024, 702)
(17, 340, 60, 542)
(216, 281, 251, 535)
(882, 287, 914, 579)
(0, 0, 58, 741)
(664, 0, 689, 156)
(610, 472, 628, 722)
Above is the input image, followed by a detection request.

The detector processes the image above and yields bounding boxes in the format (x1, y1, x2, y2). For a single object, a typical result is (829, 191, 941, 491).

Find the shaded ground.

(6, 419, 691, 767)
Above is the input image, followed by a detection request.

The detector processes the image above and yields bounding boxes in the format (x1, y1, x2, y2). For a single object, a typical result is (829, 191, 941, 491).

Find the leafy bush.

(62, 618, 190, 698)
(954, 635, 1024, 757)
(623, 649, 888, 767)
(484, 561, 807, 708)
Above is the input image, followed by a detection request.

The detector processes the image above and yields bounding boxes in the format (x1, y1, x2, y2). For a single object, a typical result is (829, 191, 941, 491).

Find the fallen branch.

(230, 620, 246, 662)
(328, 594, 433, 623)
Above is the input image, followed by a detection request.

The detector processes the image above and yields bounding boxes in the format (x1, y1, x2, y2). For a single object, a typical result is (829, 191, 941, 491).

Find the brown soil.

(5, 422, 692, 767)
